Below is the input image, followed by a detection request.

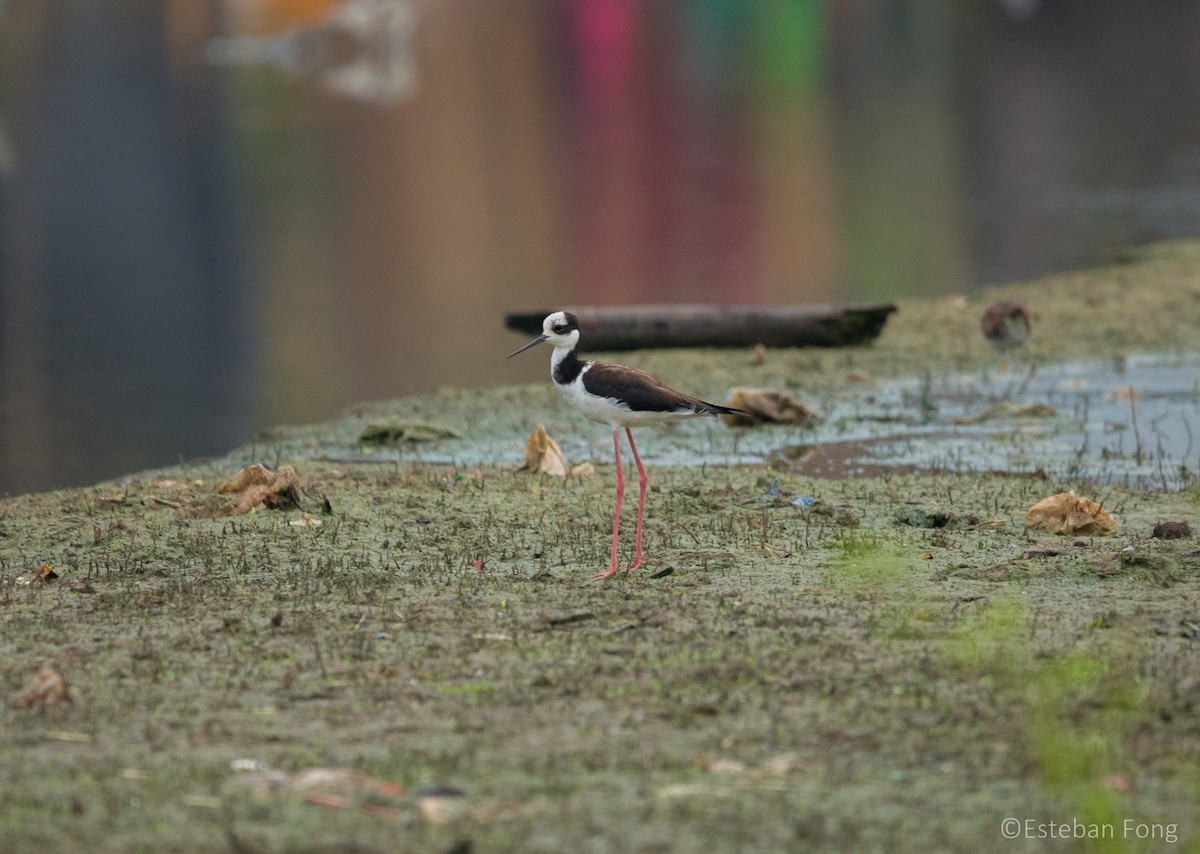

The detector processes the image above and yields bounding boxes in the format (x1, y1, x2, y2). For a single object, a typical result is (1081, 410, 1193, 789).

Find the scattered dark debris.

(649, 567, 675, 579)
(1023, 544, 1068, 558)
(1090, 551, 1186, 584)
(360, 419, 461, 445)
(546, 612, 594, 627)
(951, 561, 1032, 582)
(143, 496, 183, 511)
(608, 623, 639, 635)
(417, 785, 466, 798)
(893, 506, 973, 529)
(1154, 620, 1200, 641)
(809, 501, 859, 527)
(1152, 520, 1191, 540)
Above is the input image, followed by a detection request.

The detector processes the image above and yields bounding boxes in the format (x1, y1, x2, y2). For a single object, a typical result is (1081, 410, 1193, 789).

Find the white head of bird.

(507, 310, 580, 358)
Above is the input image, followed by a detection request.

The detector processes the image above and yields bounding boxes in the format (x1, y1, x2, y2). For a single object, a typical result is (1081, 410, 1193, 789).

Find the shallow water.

(275, 352, 1200, 492)
(847, 353, 1200, 488)
(754, 353, 1200, 488)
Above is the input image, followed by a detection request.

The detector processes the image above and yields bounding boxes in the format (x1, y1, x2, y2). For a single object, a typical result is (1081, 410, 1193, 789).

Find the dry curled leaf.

(35, 564, 59, 582)
(518, 424, 569, 476)
(721, 388, 822, 427)
(1024, 490, 1118, 536)
(215, 464, 301, 515)
(9, 666, 73, 709)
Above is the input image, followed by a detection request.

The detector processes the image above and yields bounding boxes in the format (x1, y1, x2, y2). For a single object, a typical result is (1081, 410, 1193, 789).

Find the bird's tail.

(694, 400, 748, 418)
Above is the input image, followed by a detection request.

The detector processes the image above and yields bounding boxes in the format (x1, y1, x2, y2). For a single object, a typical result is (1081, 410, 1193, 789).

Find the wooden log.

(505, 304, 897, 351)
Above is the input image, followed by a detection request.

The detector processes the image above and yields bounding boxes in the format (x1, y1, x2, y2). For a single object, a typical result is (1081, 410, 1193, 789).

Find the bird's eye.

(553, 324, 566, 334)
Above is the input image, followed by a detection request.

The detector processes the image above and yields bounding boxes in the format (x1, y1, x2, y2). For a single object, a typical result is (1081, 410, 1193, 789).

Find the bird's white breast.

(554, 363, 701, 428)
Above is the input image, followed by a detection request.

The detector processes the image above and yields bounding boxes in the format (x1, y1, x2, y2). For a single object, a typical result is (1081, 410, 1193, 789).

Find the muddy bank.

(2, 242, 1199, 852)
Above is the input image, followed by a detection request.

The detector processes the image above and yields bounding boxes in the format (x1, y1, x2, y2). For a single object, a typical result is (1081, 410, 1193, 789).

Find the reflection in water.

(207, 0, 419, 104)
(2, 0, 1200, 494)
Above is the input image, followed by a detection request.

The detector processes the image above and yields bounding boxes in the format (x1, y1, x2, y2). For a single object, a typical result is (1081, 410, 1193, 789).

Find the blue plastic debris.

(792, 496, 815, 508)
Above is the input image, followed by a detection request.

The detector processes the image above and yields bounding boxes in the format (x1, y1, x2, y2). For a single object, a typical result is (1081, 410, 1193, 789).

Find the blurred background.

(2, 0, 1200, 495)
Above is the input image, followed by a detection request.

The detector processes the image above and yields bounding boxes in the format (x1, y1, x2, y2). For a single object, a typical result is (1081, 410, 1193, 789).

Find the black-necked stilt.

(508, 310, 744, 579)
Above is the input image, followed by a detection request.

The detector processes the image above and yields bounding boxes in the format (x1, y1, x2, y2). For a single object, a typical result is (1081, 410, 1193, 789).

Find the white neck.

(550, 343, 572, 371)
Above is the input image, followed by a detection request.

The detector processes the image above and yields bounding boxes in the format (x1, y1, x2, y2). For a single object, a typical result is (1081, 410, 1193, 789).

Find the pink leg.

(594, 428, 624, 579)
(624, 427, 647, 571)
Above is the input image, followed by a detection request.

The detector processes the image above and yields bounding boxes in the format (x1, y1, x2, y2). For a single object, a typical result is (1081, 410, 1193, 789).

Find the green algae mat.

(3, 242, 1200, 852)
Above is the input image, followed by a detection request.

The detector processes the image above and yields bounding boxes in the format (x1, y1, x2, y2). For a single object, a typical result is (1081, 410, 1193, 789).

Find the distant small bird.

(508, 311, 744, 579)
(980, 301, 1031, 365)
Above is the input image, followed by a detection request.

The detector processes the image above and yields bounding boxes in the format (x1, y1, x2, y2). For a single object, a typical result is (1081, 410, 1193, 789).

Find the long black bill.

(506, 334, 548, 359)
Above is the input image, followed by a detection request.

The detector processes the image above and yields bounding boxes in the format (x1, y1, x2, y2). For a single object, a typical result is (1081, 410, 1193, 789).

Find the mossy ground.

(3, 243, 1200, 853)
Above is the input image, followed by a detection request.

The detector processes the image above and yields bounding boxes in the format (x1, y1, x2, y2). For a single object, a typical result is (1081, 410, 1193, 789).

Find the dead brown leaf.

(215, 464, 301, 515)
(518, 424, 570, 476)
(721, 388, 823, 427)
(9, 666, 73, 709)
(1024, 489, 1118, 536)
(35, 564, 59, 582)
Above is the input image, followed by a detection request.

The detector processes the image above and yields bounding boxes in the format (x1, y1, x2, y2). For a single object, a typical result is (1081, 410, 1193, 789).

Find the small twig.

(1129, 390, 1143, 464)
